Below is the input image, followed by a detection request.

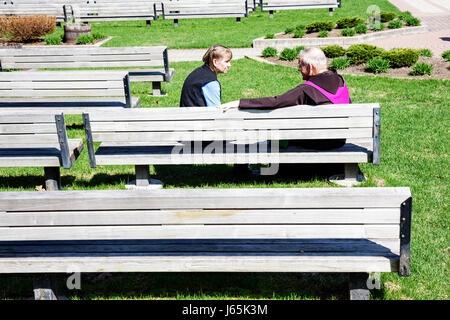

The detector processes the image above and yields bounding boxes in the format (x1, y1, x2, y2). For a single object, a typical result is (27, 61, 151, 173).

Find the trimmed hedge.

(346, 44, 385, 65)
(279, 48, 298, 61)
(382, 48, 420, 68)
(322, 45, 346, 58)
(305, 21, 335, 33)
(262, 47, 277, 58)
(336, 16, 365, 29)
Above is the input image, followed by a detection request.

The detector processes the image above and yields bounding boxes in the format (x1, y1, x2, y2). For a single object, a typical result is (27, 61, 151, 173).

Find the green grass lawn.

(1, 58, 448, 300)
(52, 0, 402, 48)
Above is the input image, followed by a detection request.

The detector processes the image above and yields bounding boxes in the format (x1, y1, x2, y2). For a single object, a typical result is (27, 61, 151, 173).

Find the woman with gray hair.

(220, 47, 350, 150)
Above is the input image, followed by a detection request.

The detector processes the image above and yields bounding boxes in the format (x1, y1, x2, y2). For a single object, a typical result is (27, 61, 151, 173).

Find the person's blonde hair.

(202, 45, 232, 72)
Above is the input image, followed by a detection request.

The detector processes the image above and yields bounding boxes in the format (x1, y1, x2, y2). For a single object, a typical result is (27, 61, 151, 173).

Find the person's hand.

(218, 100, 240, 111)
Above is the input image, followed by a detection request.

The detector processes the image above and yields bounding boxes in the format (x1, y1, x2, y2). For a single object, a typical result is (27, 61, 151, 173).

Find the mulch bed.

(264, 55, 450, 80)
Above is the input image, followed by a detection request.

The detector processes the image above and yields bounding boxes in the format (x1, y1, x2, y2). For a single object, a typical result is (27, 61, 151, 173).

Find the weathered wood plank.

(0, 187, 412, 211)
(0, 256, 398, 273)
(0, 208, 400, 226)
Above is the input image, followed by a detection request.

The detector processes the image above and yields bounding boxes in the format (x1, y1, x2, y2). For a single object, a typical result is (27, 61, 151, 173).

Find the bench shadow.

(0, 175, 76, 190)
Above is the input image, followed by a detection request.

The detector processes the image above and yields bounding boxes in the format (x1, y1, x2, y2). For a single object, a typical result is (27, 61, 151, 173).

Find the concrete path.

(366, 0, 450, 56)
(167, 0, 450, 62)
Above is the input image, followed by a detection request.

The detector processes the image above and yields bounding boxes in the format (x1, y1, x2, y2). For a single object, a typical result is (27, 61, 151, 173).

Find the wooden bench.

(260, 0, 341, 17)
(0, 187, 412, 300)
(160, 0, 248, 26)
(82, 104, 380, 188)
(64, 0, 158, 25)
(0, 46, 174, 96)
(0, 110, 83, 190)
(0, 0, 67, 22)
(0, 70, 140, 114)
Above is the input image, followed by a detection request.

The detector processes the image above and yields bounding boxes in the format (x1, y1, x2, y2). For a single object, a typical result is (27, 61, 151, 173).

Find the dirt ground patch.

(264, 55, 450, 80)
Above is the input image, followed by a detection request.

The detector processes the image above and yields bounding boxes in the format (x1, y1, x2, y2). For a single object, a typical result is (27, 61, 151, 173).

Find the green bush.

(284, 26, 294, 34)
(305, 21, 335, 33)
(294, 46, 306, 55)
(265, 33, 275, 39)
(44, 33, 62, 45)
(420, 49, 433, 58)
(371, 22, 386, 31)
(329, 57, 351, 71)
(388, 20, 403, 29)
(293, 29, 305, 38)
(380, 12, 397, 22)
(442, 50, 450, 62)
(366, 57, 391, 74)
(341, 28, 356, 37)
(76, 34, 94, 44)
(346, 44, 385, 65)
(405, 17, 421, 26)
(322, 45, 346, 58)
(382, 48, 420, 68)
(92, 31, 106, 40)
(279, 48, 298, 61)
(295, 24, 306, 31)
(336, 16, 365, 29)
(398, 11, 413, 21)
(318, 30, 328, 38)
(262, 47, 277, 58)
(355, 24, 367, 34)
(411, 62, 433, 76)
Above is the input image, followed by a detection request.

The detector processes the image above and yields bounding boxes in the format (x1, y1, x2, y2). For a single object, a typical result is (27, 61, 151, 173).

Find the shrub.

(355, 24, 368, 34)
(293, 29, 305, 38)
(388, 20, 403, 29)
(318, 30, 328, 38)
(322, 45, 346, 58)
(305, 21, 335, 33)
(442, 50, 450, 62)
(294, 46, 306, 55)
(295, 24, 306, 31)
(341, 28, 356, 37)
(265, 33, 275, 39)
(284, 26, 294, 34)
(76, 34, 94, 45)
(405, 17, 421, 26)
(380, 12, 397, 23)
(3, 15, 56, 42)
(411, 62, 433, 76)
(329, 57, 351, 71)
(336, 16, 365, 29)
(346, 44, 385, 65)
(382, 48, 420, 68)
(398, 11, 413, 21)
(279, 48, 298, 61)
(420, 49, 433, 58)
(371, 22, 386, 32)
(92, 31, 106, 40)
(262, 47, 277, 58)
(44, 33, 62, 45)
(365, 57, 390, 74)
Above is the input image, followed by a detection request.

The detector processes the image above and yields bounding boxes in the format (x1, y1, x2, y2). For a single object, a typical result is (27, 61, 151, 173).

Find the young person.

(180, 45, 232, 107)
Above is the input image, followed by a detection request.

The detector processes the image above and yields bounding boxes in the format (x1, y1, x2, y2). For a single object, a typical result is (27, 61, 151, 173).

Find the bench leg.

(125, 165, 163, 190)
(236, 17, 241, 23)
(174, 19, 179, 27)
(349, 273, 371, 300)
(329, 8, 334, 16)
(44, 167, 61, 191)
(269, 10, 274, 19)
(146, 20, 151, 27)
(33, 275, 58, 300)
(151, 82, 167, 96)
(329, 163, 366, 187)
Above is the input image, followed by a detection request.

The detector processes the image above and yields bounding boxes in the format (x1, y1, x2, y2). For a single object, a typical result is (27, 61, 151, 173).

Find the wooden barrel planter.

(63, 23, 91, 43)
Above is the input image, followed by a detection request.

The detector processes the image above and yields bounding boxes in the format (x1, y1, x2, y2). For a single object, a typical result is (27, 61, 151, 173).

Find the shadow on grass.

(0, 175, 76, 190)
(0, 272, 377, 300)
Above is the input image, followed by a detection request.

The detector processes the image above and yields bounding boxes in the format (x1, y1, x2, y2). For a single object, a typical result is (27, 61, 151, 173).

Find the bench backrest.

(83, 103, 380, 162)
(67, 0, 158, 22)
(0, 187, 412, 275)
(0, 70, 132, 105)
(0, 46, 170, 81)
(260, 0, 340, 10)
(0, 1, 66, 21)
(161, 0, 248, 19)
(0, 110, 73, 168)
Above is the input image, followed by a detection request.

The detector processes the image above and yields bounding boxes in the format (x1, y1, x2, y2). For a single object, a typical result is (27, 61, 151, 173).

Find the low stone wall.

(253, 26, 428, 50)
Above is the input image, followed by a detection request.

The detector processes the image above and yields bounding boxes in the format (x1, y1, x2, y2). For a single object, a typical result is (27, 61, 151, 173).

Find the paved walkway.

(168, 0, 450, 62)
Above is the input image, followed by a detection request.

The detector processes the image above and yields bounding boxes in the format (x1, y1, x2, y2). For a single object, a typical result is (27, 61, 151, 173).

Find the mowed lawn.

(49, 0, 402, 48)
(0, 58, 448, 300)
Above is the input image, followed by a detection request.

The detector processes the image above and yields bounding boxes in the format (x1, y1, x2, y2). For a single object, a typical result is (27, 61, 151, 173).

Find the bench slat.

(0, 208, 400, 226)
(0, 225, 400, 241)
(0, 256, 398, 273)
